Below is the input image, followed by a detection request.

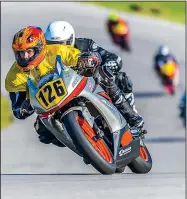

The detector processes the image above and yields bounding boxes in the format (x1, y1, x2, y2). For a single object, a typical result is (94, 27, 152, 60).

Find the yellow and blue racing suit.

(5, 44, 81, 119)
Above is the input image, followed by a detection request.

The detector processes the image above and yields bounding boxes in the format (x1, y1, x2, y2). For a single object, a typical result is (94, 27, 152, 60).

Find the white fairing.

(28, 56, 127, 133)
(45, 21, 75, 46)
(79, 79, 127, 132)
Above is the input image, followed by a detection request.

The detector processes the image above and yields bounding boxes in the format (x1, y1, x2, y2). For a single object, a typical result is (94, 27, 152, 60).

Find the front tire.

(62, 111, 116, 175)
(128, 144, 152, 174)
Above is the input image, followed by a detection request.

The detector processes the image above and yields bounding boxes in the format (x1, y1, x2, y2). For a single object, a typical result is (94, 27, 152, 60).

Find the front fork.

(68, 101, 113, 148)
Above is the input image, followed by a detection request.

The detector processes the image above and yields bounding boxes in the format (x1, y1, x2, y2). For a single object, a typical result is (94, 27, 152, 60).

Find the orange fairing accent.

(77, 116, 96, 138)
(140, 146, 148, 161)
(77, 116, 113, 163)
(121, 129, 133, 147)
(97, 91, 112, 103)
(40, 77, 87, 118)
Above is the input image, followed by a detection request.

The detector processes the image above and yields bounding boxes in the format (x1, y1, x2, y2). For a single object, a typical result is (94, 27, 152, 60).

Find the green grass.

(1, 95, 13, 129)
(87, 2, 185, 24)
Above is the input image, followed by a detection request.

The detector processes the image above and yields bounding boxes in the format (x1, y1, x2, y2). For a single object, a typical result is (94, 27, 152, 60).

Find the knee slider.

(125, 76, 133, 93)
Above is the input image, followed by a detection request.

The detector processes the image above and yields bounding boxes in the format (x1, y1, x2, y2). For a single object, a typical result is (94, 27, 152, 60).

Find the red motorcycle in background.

(107, 19, 131, 52)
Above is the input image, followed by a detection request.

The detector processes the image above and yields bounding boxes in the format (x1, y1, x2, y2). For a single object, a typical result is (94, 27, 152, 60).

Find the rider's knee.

(115, 72, 133, 94)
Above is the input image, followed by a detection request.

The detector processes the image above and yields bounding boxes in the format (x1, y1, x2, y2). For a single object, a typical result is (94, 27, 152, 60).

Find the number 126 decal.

(36, 78, 67, 110)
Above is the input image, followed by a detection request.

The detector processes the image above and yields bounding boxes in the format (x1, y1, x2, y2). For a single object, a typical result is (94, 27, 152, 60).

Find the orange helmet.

(12, 26, 47, 71)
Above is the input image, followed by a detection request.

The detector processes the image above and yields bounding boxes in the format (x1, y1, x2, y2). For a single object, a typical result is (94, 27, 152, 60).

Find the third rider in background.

(154, 45, 178, 77)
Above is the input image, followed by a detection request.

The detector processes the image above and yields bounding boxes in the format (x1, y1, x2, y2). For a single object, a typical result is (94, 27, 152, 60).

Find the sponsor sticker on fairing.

(119, 146, 132, 156)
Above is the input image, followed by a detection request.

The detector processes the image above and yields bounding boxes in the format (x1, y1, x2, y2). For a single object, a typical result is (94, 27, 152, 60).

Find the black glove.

(93, 64, 115, 86)
(20, 99, 34, 116)
(77, 52, 102, 70)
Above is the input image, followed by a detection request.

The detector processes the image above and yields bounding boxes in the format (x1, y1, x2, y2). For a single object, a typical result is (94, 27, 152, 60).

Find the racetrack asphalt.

(1, 2, 185, 199)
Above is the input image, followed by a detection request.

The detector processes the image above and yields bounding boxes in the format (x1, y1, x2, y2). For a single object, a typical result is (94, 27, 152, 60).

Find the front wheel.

(62, 111, 116, 175)
(128, 143, 152, 174)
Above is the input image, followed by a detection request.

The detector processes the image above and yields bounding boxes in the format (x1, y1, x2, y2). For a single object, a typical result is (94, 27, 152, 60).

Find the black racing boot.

(112, 91, 144, 130)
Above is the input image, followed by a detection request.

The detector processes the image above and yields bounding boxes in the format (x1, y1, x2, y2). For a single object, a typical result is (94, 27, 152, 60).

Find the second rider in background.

(107, 12, 131, 52)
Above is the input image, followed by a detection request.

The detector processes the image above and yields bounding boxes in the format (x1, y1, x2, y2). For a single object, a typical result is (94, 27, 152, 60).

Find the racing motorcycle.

(108, 23, 131, 52)
(27, 55, 152, 174)
(157, 59, 179, 95)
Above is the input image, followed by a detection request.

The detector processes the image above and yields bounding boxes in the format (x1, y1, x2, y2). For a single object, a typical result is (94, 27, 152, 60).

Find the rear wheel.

(128, 143, 152, 174)
(121, 37, 131, 52)
(62, 111, 116, 174)
(124, 41, 131, 52)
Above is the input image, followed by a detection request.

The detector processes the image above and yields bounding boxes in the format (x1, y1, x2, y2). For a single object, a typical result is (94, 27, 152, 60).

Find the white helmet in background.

(45, 21, 75, 46)
(158, 45, 170, 56)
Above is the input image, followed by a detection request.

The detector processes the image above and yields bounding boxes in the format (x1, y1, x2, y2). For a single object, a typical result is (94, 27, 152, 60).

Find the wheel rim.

(76, 116, 113, 163)
(139, 146, 149, 161)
